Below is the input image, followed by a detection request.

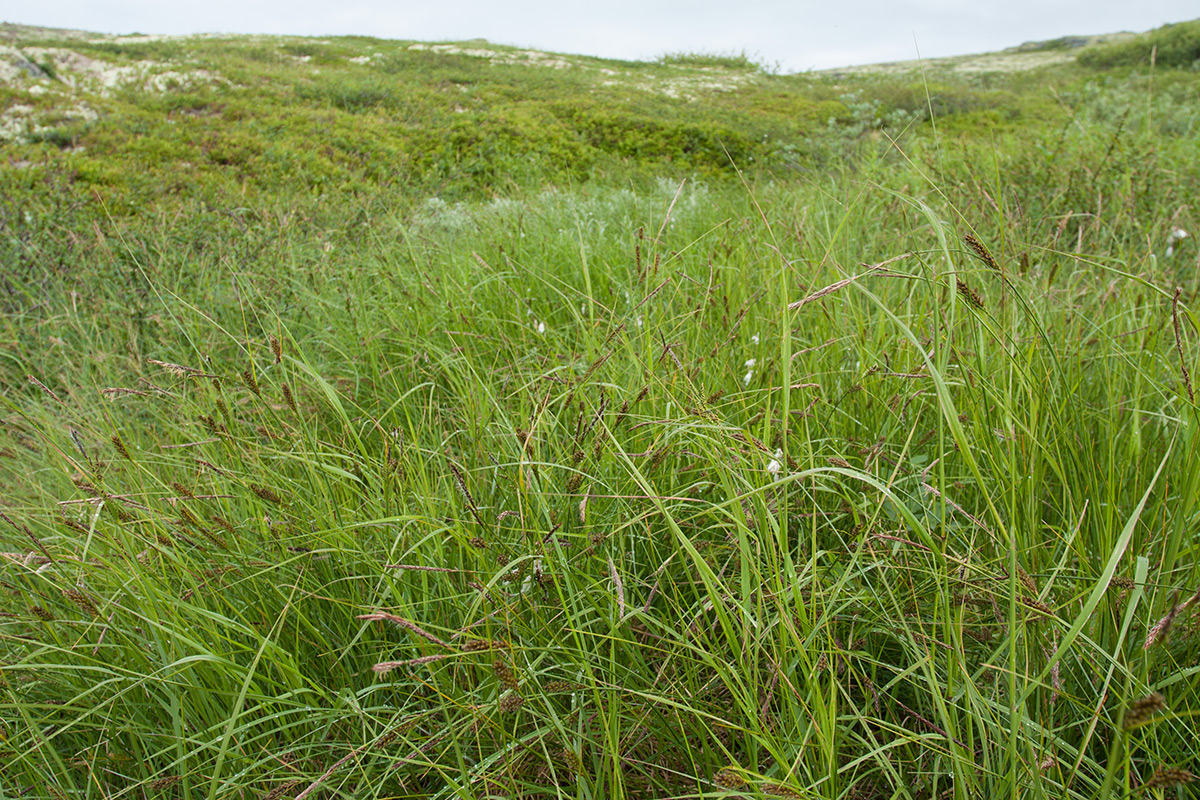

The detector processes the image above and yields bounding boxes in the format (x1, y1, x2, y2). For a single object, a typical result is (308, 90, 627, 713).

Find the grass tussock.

(1, 20, 1200, 800)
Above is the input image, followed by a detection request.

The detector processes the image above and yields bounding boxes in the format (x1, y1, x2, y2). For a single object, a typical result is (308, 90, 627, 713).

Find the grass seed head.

(211, 515, 236, 535)
(63, 588, 99, 617)
(964, 233, 1002, 272)
(241, 368, 261, 397)
(1124, 692, 1167, 729)
(110, 434, 132, 460)
(497, 692, 524, 713)
(541, 680, 576, 693)
(250, 483, 285, 505)
(1143, 767, 1196, 790)
(1145, 589, 1183, 649)
(714, 767, 746, 789)
(956, 279, 985, 310)
(262, 779, 302, 800)
(493, 659, 520, 692)
(281, 382, 297, 413)
(270, 335, 283, 364)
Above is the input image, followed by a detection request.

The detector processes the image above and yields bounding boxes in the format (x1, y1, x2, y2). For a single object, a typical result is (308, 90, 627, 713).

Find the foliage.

(1077, 20, 1200, 69)
(2, 22, 1200, 800)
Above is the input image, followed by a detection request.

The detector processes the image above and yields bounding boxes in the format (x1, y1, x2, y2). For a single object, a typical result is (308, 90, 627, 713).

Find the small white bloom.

(744, 358, 756, 368)
(636, 315, 643, 328)
(766, 450, 782, 479)
(536, 321, 546, 334)
(743, 370, 754, 386)
(751, 334, 760, 345)
(1167, 228, 1189, 257)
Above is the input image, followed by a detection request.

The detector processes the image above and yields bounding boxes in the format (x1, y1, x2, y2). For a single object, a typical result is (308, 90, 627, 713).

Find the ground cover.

(1, 19, 1200, 800)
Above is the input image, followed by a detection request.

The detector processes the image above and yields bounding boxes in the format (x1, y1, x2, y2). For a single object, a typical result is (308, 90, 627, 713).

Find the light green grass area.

(1, 19, 1200, 800)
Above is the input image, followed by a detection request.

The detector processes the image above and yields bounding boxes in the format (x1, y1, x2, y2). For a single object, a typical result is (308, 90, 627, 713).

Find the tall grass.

(2, 28, 1200, 800)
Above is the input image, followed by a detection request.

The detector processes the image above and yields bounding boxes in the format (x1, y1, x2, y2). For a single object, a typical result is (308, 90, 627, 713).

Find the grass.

(2, 20, 1200, 800)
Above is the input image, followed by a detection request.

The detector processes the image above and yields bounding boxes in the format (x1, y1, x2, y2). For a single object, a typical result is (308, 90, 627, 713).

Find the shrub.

(1077, 20, 1200, 69)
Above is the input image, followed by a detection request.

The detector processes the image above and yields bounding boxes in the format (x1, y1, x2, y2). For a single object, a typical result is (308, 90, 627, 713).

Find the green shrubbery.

(1078, 20, 1200, 69)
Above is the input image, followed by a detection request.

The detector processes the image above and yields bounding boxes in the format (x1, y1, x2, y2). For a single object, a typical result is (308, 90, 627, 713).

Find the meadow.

(1, 19, 1199, 800)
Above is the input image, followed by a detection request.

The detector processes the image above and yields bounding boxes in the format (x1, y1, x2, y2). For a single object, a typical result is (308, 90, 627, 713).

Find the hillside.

(0, 22, 1177, 201)
(2, 18, 1200, 800)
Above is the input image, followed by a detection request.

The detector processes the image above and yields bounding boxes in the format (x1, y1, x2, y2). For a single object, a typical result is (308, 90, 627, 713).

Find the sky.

(3, 1, 1197, 72)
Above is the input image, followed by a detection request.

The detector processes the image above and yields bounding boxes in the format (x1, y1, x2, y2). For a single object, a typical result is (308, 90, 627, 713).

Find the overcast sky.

(4, 1, 1196, 71)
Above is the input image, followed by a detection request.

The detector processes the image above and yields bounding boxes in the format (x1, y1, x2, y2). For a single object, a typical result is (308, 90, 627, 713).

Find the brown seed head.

(148, 776, 182, 790)
(493, 659, 520, 692)
(282, 383, 298, 413)
(241, 368, 260, 397)
(1143, 767, 1196, 790)
(270, 336, 283, 364)
(964, 233, 1002, 272)
(262, 779, 302, 800)
(63, 588, 99, 617)
(497, 693, 524, 713)
(541, 680, 577, 693)
(714, 768, 746, 789)
(111, 435, 132, 460)
(956, 279, 985, 310)
(1124, 692, 1167, 729)
(250, 484, 285, 505)
(1145, 589, 1183, 650)
(210, 515, 237, 535)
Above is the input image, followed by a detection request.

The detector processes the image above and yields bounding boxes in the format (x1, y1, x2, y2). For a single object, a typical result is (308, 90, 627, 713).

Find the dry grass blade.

(1144, 588, 1182, 649)
(787, 253, 910, 310)
(608, 555, 626, 617)
(449, 463, 487, 528)
(28, 375, 66, 406)
(373, 654, 455, 674)
(1172, 288, 1194, 403)
(383, 564, 464, 573)
(357, 612, 451, 648)
(147, 359, 216, 378)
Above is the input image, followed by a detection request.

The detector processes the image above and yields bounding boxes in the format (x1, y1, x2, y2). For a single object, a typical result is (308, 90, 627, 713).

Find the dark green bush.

(1077, 19, 1200, 69)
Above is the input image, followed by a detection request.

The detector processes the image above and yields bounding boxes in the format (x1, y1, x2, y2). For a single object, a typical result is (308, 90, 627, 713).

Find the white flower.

(743, 370, 754, 386)
(1167, 227, 1189, 257)
(744, 358, 756, 368)
(766, 450, 782, 479)
(536, 321, 546, 335)
(751, 334, 760, 345)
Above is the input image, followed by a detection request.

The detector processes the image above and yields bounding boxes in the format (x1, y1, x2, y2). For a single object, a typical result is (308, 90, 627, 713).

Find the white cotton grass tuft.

(743, 358, 756, 386)
(535, 321, 546, 335)
(1166, 227, 1189, 257)
(766, 449, 782, 479)
(751, 333, 760, 345)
